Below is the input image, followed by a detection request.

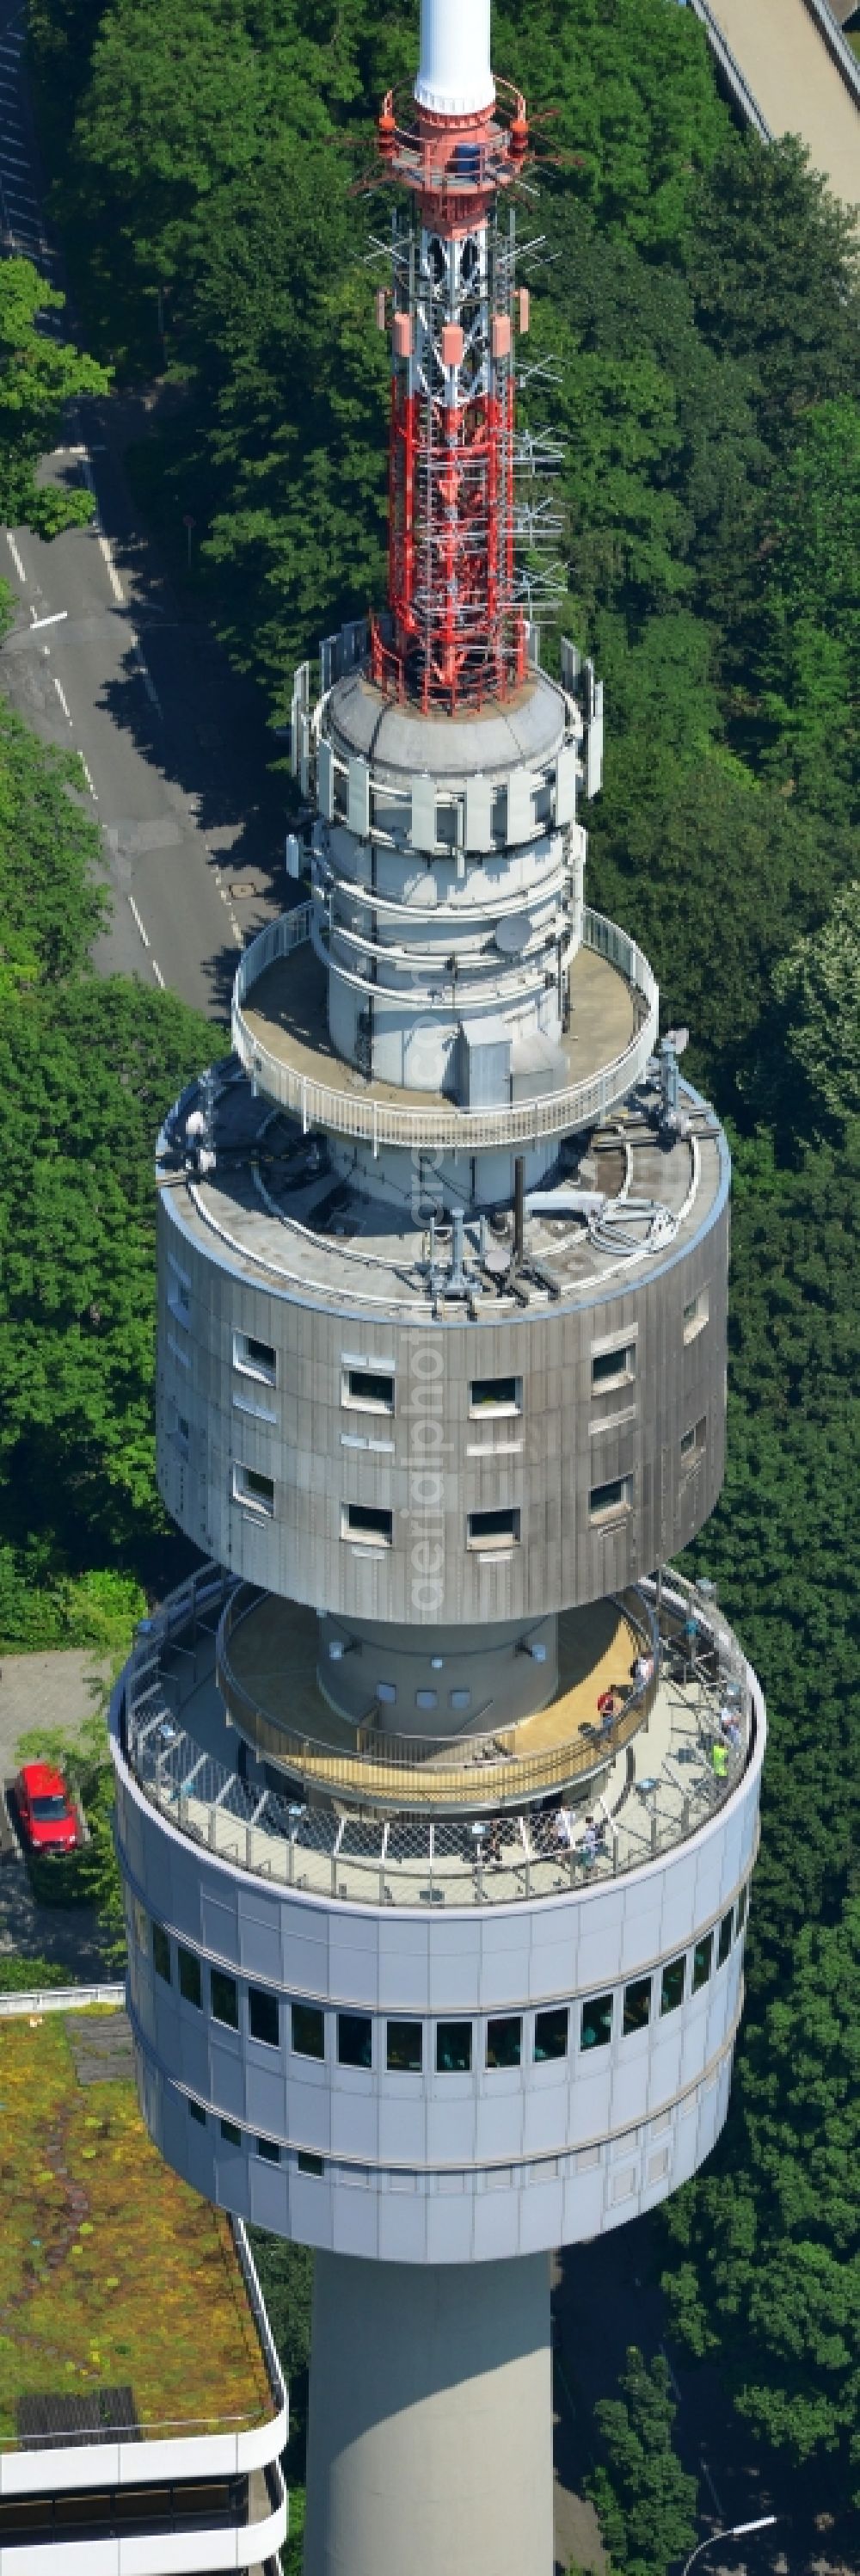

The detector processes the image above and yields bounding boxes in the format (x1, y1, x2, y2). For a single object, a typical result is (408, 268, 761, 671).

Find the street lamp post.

(681, 2517, 778, 2576)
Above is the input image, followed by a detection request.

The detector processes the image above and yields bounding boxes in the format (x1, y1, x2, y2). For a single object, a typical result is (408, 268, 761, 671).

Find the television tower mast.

(111, 3, 765, 2573)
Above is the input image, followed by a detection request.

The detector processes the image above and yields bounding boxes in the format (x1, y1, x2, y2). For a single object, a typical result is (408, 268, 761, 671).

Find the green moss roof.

(0, 2009, 272, 2445)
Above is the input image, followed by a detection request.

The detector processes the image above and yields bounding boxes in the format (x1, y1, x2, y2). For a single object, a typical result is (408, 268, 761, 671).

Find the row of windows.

(144, 1886, 747, 2072)
(186, 2082, 723, 2181)
(167, 1283, 710, 1427)
(232, 1456, 704, 1538)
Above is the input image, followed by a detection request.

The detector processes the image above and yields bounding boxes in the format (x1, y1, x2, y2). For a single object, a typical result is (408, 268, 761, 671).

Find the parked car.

(15, 1762, 78, 1856)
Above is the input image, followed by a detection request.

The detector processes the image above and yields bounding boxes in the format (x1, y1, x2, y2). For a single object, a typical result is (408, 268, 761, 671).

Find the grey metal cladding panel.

(464, 773, 493, 852)
(507, 766, 533, 845)
(347, 755, 371, 838)
(555, 742, 577, 827)
(411, 774, 437, 852)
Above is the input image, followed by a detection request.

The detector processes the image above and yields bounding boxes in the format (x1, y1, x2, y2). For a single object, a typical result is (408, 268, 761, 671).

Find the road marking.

(6, 531, 25, 582)
(29, 608, 68, 631)
(151, 958, 166, 989)
(52, 674, 71, 722)
(128, 894, 150, 949)
(78, 754, 97, 800)
(230, 916, 243, 941)
(97, 533, 125, 602)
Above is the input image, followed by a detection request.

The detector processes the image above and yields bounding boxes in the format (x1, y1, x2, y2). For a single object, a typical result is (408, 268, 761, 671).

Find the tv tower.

(111, 2, 765, 2571)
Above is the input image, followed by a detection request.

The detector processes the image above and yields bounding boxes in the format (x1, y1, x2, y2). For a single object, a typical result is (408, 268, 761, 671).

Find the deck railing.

(231, 904, 658, 1149)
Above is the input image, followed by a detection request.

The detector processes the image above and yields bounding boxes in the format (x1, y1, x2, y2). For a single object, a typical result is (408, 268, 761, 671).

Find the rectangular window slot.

(683, 1289, 710, 1345)
(256, 2136, 280, 2163)
(718, 1909, 734, 1967)
(589, 1476, 633, 1521)
(298, 2151, 324, 2177)
(680, 1416, 707, 1466)
(436, 2021, 472, 2074)
(233, 1331, 277, 1385)
(692, 1932, 714, 1992)
(486, 2015, 522, 2070)
(219, 2119, 241, 2146)
(233, 1464, 275, 1515)
(342, 1502, 393, 1546)
(211, 1969, 239, 2030)
(623, 1977, 652, 2036)
(152, 1923, 171, 1985)
(338, 2012, 372, 2069)
(533, 2006, 568, 2063)
(249, 1987, 280, 2048)
(292, 2003, 325, 2061)
(580, 1993, 613, 2051)
(343, 1365, 395, 1414)
(591, 1343, 636, 1390)
(188, 2098, 206, 2126)
(233, 1393, 278, 1424)
(467, 1507, 520, 1550)
(469, 1376, 521, 1416)
(387, 2020, 423, 2074)
(178, 1946, 202, 2008)
(736, 1884, 748, 1934)
(660, 1956, 686, 2017)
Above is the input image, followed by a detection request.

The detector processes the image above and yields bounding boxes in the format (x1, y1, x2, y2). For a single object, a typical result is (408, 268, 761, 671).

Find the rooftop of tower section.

(157, 1054, 728, 1324)
(326, 665, 567, 783)
(0, 2004, 274, 2450)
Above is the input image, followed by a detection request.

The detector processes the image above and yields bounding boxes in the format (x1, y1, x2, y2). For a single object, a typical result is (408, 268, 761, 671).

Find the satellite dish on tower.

(494, 912, 531, 957)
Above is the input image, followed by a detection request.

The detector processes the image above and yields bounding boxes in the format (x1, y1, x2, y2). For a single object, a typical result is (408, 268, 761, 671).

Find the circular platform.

(216, 1587, 653, 1809)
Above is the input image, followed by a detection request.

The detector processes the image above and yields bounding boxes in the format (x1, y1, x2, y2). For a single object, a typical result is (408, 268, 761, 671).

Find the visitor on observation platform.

(633, 1652, 654, 1687)
(582, 1815, 598, 1864)
(711, 1738, 729, 1781)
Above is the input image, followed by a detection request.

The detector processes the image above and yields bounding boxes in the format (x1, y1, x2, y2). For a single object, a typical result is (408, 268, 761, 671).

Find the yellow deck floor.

(221, 1593, 641, 1803)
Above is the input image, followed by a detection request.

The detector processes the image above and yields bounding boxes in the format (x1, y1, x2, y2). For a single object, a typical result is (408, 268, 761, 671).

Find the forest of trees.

(0, 0, 856, 2552)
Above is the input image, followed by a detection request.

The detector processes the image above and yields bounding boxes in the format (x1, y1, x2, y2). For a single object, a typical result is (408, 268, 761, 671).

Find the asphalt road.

(0, 8, 286, 1020)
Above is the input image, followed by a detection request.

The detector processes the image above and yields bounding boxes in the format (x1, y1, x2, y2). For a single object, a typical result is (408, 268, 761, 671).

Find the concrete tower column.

(304, 2252, 553, 2576)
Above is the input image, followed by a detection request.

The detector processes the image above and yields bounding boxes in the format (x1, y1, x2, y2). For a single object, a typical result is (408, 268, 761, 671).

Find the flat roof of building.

(0, 2006, 273, 2450)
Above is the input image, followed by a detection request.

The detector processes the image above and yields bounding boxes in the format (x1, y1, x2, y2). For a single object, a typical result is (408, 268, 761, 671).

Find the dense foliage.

(0, 256, 108, 539)
(586, 2347, 697, 2576)
(15, 0, 860, 2519)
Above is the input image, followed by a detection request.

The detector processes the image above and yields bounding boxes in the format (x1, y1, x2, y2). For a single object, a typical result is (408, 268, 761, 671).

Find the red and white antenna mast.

(372, 0, 531, 712)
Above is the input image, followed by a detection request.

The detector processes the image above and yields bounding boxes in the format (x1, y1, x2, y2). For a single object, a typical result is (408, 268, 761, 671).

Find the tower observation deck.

(110, 4, 765, 2572)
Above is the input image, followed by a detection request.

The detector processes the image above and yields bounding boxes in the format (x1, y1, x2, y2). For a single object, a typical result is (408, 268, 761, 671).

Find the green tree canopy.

(0, 258, 108, 538)
(587, 2345, 698, 2576)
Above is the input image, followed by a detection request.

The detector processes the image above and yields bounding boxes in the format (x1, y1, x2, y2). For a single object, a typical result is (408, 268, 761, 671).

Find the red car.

(15, 1762, 78, 1855)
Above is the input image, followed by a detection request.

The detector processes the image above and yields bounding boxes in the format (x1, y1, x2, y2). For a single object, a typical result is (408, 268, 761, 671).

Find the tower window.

(683, 1289, 709, 1344)
(467, 1507, 520, 1549)
(152, 1923, 171, 1985)
(211, 1969, 239, 2029)
(233, 1330, 277, 1385)
(718, 1909, 734, 1967)
(469, 1377, 521, 1415)
(623, 1977, 652, 2036)
(591, 1342, 636, 1390)
(680, 1417, 707, 1468)
(342, 1502, 393, 1545)
(298, 2152, 324, 2177)
(249, 1987, 280, 2049)
(219, 2119, 241, 2146)
(233, 1464, 275, 1515)
(387, 2020, 423, 2074)
(486, 2016, 522, 2070)
(692, 1932, 714, 1993)
(436, 2021, 472, 2074)
(188, 2099, 206, 2126)
(292, 2003, 325, 2061)
(736, 1884, 748, 1935)
(256, 2135, 280, 2163)
(178, 1945, 202, 2008)
(660, 1956, 686, 2016)
(533, 2007, 568, 2063)
(580, 1993, 613, 2051)
(338, 2012, 372, 2070)
(343, 1365, 395, 1413)
(589, 1476, 633, 1521)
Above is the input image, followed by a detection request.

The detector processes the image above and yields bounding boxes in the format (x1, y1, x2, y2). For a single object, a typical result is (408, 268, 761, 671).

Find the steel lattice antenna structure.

(110, 3, 765, 2571)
